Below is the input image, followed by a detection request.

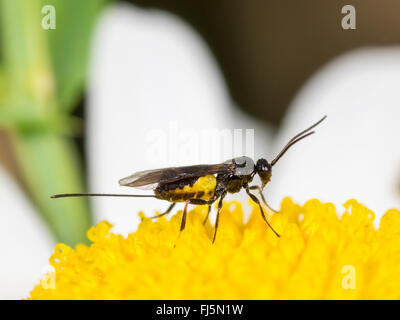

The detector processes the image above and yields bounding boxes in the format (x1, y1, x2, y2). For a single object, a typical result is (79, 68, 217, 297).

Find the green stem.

(0, 0, 93, 245)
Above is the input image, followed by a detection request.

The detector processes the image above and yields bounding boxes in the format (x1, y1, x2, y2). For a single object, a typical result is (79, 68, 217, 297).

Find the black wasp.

(52, 116, 326, 243)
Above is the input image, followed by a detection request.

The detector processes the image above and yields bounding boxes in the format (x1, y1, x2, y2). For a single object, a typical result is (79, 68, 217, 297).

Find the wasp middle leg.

(183, 193, 226, 242)
(187, 193, 226, 243)
(187, 194, 220, 225)
(179, 195, 218, 232)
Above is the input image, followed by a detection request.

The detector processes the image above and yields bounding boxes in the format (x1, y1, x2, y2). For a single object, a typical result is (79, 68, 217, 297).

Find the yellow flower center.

(29, 198, 400, 299)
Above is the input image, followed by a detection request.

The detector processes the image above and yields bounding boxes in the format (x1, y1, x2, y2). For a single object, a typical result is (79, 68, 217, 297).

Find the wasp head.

(255, 158, 272, 189)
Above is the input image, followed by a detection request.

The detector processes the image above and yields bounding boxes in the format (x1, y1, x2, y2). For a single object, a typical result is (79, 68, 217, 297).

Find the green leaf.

(12, 132, 91, 245)
(0, 0, 108, 245)
(0, 0, 52, 105)
(40, 0, 108, 111)
(0, 67, 5, 103)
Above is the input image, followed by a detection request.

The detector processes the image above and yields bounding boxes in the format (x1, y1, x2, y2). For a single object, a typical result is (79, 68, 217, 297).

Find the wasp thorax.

(225, 156, 255, 176)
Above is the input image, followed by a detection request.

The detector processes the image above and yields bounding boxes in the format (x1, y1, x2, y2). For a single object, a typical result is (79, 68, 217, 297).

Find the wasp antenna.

(271, 115, 327, 167)
(51, 193, 156, 199)
(286, 115, 326, 144)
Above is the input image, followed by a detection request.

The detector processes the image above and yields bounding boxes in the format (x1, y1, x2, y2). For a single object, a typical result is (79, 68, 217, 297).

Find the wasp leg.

(188, 196, 218, 205)
(245, 186, 280, 238)
(180, 201, 189, 232)
(248, 185, 279, 213)
(187, 196, 219, 225)
(202, 205, 212, 225)
(148, 202, 176, 219)
(187, 195, 223, 242)
(213, 192, 226, 243)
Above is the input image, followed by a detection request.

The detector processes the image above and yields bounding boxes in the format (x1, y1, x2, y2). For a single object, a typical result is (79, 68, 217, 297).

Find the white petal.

(0, 167, 54, 299)
(268, 47, 400, 222)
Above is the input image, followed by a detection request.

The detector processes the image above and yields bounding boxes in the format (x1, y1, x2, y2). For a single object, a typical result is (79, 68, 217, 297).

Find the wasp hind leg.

(187, 196, 223, 243)
(148, 202, 176, 219)
(249, 185, 279, 213)
(188, 197, 218, 226)
(246, 186, 280, 237)
(174, 201, 190, 247)
(212, 192, 226, 243)
(202, 205, 212, 225)
(180, 201, 189, 232)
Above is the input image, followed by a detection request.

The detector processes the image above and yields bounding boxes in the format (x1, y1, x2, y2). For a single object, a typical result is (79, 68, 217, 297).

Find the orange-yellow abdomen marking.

(155, 175, 217, 202)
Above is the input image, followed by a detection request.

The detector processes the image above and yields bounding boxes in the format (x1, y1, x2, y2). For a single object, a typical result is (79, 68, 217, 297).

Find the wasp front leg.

(248, 185, 278, 213)
(245, 186, 280, 237)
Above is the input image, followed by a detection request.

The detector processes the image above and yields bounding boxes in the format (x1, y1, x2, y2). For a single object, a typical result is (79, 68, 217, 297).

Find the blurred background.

(1, 0, 400, 299)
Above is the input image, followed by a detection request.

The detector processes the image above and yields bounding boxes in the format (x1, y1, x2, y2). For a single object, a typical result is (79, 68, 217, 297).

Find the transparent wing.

(119, 163, 234, 189)
(119, 169, 164, 190)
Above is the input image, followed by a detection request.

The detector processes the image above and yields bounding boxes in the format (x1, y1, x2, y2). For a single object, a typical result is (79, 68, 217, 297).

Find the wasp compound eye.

(255, 158, 272, 188)
(256, 158, 271, 173)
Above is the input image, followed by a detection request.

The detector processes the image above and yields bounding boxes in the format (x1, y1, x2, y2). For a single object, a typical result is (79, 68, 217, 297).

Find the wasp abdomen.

(154, 175, 217, 202)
